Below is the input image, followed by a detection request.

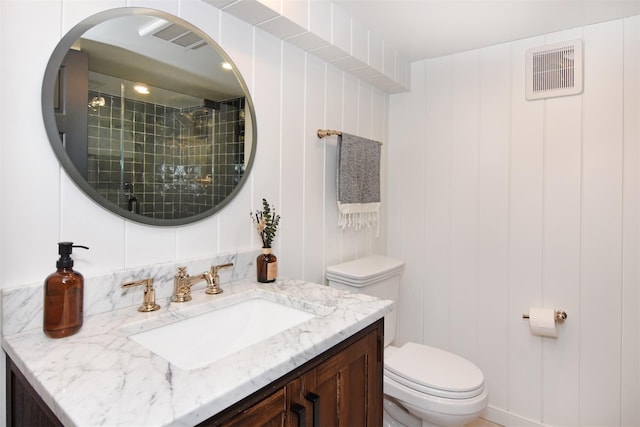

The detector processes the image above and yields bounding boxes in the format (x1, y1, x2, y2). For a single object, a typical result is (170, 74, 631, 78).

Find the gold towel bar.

(316, 129, 383, 145)
(317, 129, 342, 138)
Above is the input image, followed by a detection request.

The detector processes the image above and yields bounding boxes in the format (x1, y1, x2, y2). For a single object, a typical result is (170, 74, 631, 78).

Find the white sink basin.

(129, 297, 316, 370)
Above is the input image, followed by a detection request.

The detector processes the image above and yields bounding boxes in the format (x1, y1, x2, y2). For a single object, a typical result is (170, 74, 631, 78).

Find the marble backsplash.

(1, 248, 260, 336)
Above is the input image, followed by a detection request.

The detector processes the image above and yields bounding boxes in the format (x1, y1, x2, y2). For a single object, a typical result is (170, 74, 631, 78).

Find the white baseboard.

(482, 406, 545, 427)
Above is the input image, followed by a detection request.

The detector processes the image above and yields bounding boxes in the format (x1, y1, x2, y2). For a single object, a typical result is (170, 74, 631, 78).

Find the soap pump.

(43, 242, 89, 338)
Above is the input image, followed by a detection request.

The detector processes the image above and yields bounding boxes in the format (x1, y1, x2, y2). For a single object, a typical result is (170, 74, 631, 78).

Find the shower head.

(191, 108, 210, 118)
(177, 112, 194, 127)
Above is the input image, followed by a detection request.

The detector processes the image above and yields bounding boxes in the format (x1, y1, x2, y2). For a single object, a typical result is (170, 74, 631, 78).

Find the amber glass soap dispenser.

(43, 242, 89, 338)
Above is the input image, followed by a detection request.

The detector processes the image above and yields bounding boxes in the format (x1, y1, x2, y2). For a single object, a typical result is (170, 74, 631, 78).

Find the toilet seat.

(385, 343, 485, 399)
(383, 344, 489, 422)
(384, 373, 489, 423)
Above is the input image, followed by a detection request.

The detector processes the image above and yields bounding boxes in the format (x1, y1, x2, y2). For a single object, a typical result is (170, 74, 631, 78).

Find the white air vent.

(526, 40, 583, 100)
(139, 19, 207, 50)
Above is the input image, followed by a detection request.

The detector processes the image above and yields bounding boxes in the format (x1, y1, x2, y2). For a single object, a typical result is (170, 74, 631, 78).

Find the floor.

(465, 418, 503, 427)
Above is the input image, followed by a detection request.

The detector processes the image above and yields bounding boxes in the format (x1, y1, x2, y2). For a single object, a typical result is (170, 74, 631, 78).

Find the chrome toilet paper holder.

(522, 310, 567, 321)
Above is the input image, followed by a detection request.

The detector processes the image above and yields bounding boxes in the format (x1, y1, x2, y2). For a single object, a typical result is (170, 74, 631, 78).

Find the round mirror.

(42, 7, 256, 226)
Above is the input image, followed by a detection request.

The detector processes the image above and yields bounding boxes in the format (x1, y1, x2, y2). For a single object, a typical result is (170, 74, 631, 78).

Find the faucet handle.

(211, 263, 234, 275)
(206, 263, 234, 295)
(121, 278, 161, 312)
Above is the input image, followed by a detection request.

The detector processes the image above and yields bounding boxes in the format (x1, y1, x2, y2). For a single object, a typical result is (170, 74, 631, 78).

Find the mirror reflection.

(43, 9, 256, 225)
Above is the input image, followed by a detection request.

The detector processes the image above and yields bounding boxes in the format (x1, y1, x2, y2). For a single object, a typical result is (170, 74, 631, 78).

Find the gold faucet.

(205, 263, 234, 295)
(172, 267, 214, 302)
(121, 278, 161, 312)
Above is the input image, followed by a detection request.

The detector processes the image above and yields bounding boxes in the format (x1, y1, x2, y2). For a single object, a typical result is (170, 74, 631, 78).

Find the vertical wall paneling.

(476, 43, 511, 411)
(507, 36, 545, 421)
(0, 0, 6, 410)
(1, 1, 63, 287)
(387, 15, 639, 427)
(308, 0, 331, 46)
(621, 16, 640, 427)
(540, 27, 584, 427)
(387, 61, 427, 346)
(423, 56, 452, 350)
(339, 73, 360, 260)
(449, 50, 481, 365)
(580, 20, 624, 424)
(355, 83, 374, 257)
(280, 41, 305, 279)
(303, 53, 326, 284)
(125, 221, 177, 267)
(342, 73, 359, 145)
(323, 64, 343, 270)
(176, 218, 221, 260)
(4, 4, 54, 269)
(351, 19, 368, 65)
(542, 94, 583, 425)
(181, 0, 221, 38)
(282, 0, 306, 30)
(330, 4, 350, 54)
(62, 1, 125, 33)
(372, 87, 388, 257)
(251, 28, 282, 248)
(368, 32, 383, 75)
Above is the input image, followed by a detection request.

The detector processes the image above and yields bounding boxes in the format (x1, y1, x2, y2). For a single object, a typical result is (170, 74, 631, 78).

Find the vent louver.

(143, 20, 207, 50)
(526, 40, 583, 100)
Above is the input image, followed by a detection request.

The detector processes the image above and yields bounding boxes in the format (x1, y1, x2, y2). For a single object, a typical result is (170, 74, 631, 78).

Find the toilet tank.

(326, 255, 405, 346)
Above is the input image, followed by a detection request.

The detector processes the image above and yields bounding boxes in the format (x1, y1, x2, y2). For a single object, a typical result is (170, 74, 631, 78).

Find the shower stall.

(86, 71, 246, 220)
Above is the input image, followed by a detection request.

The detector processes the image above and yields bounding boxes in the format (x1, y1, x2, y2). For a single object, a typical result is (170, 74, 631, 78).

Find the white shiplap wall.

(0, 0, 387, 419)
(0, 0, 387, 288)
(388, 16, 640, 426)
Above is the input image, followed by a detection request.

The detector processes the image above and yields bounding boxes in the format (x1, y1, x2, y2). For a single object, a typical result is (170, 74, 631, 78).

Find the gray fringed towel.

(336, 133, 382, 235)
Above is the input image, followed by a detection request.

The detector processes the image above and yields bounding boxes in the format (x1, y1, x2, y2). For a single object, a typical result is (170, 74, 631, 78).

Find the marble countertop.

(2, 279, 391, 427)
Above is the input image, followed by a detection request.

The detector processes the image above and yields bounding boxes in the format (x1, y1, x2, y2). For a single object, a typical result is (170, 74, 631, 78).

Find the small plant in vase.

(251, 198, 281, 283)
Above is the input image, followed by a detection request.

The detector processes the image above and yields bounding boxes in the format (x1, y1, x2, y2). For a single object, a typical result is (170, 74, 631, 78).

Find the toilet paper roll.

(528, 307, 557, 338)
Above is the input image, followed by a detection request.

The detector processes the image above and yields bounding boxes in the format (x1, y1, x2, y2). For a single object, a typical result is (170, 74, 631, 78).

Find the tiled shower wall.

(213, 98, 246, 205)
(87, 90, 245, 219)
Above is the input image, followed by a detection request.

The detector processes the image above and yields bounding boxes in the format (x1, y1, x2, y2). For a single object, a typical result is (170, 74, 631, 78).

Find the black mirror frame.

(42, 7, 257, 226)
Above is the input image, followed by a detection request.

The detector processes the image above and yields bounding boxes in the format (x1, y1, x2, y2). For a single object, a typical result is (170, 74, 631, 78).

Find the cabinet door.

(201, 319, 383, 427)
(221, 388, 286, 427)
(291, 328, 382, 427)
(6, 357, 62, 427)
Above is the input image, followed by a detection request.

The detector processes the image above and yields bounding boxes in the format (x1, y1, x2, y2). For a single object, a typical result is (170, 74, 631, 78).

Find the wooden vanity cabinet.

(6, 357, 62, 427)
(218, 387, 287, 427)
(5, 319, 383, 427)
(209, 319, 384, 427)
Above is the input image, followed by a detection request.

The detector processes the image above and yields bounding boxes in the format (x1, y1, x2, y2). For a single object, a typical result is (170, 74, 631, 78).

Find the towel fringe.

(338, 202, 380, 237)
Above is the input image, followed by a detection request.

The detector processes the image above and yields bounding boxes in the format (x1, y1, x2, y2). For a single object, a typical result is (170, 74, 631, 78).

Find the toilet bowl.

(326, 255, 489, 427)
(384, 344, 488, 426)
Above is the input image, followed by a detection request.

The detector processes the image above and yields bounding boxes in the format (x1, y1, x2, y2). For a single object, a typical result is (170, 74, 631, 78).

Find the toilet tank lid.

(326, 255, 405, 286)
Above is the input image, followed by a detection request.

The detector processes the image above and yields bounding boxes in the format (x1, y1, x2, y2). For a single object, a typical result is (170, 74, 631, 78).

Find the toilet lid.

(326, 255, 405, 287)
(385, 343, 485, 399)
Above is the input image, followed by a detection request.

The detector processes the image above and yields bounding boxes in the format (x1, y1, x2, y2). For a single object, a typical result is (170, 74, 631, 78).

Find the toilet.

(327, 255, 488, 427)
